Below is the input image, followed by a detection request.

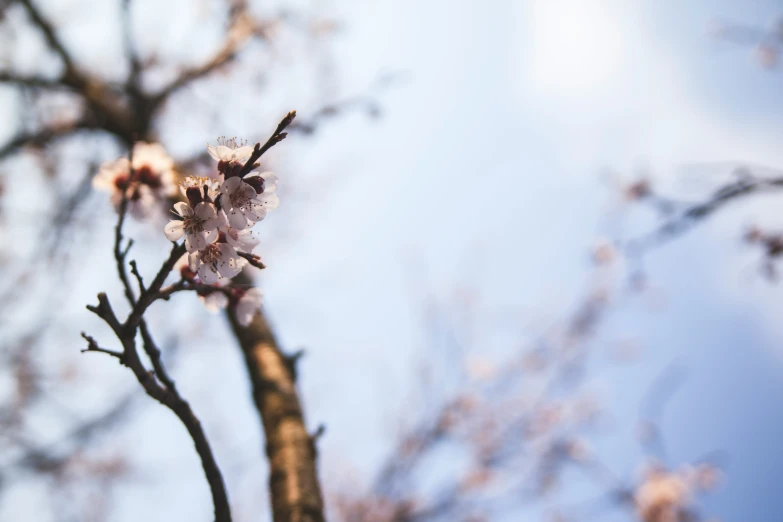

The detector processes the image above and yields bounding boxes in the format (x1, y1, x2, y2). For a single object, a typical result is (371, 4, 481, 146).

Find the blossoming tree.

(1, 2, 772, 522)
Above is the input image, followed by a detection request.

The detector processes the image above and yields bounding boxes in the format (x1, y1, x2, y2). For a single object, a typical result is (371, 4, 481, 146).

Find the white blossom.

(93, 142, 177, 218)
(225, 227, 260, 252)
(217, 211, 260, 252)
(235, 288, 263, 327)
(164, 202, 222, 251)
(207, 137, 254, 164)
(173, 253, 232, 311)
(219, 172, 279, 229)
(188, 238, 243, 284)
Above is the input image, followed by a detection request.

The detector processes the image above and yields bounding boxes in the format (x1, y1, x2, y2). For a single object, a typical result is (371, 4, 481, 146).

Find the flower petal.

(233, 146, 254, 161)
(220, 176, 242, 194)
(216, 243, 241, 278)
(260, 193, 279, 210)
(173, 201, 192, 217)
(194, 202, 217, 220)
(188, 252, 200, 271)
(238, 184, 256, 201)
(227, 208, 249, 230)
(216, 210, 229, 231)
(260, 171, 278, 193)
(198, 263, 220, 284)
(203, 217, 220, 231)
(204, 228, 219, 245)
(188, 231, 208, 251)
(206, 144, 221, 161)
(244, 201, 267, 222)
(216, 145, 234, 160)
(164, 220, 185, 241)
(229, 229, 259, 252)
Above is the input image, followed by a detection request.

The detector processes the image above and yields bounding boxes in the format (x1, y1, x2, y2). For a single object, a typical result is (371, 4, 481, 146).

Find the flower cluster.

(94, 136, 278, 327)
(164, 138, 277, 283)
(93, 142, 177, 218)
(164, 138, 278, 324)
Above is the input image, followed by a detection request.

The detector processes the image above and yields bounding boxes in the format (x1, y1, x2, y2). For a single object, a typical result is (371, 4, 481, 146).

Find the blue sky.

(264, 0, 783, 520)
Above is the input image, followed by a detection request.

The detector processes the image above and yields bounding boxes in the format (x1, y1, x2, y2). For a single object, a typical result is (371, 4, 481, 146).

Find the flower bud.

(186, 186, 203, 207)
(244, 176, 265, 194)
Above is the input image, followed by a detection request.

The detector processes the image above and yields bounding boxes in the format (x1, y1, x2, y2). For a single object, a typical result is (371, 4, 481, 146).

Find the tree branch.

(84, 284, 231, 522)
(0, 122, 97, 160)
(0, 72, 70, 89)
(16, 0, 137, 142)
(627, 170, 783, 255)
(147, 5, 258, 114)
(82, 192, 230, 520)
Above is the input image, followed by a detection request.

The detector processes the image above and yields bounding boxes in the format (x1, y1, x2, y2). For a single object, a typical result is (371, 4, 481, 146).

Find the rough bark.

(226, 273, 325, 522)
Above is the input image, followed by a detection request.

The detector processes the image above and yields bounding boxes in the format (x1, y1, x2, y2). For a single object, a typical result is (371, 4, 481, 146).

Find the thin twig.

(125, 242, 187, 329)
(80, 332, 124, 360)
(238, 111, 296, 177)
(627, 171, 783, 255)
(129, 260, 146, 294)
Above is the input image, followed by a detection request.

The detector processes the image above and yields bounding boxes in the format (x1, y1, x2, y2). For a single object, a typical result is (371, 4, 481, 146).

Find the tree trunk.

(226, 273, 325, 522)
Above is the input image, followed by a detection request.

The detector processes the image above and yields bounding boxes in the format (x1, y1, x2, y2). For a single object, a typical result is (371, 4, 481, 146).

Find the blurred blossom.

(633, 461, 719, 522)
(591, 238, 616, 265)
(635, 467, 691, 522)
(465, 356, 497, 381)
(756, 43, 778, 69)
(744, 224, 763, 243)
(623, 179, 651, 201)
(459, 467, 494, 492)
(93, 142, 177, 219)
(199, 287, 230, 313)
(565, 437, 591, 462)
(683, 463, 723, 492)
(235, 288, 264, 327)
